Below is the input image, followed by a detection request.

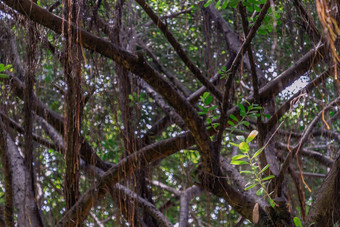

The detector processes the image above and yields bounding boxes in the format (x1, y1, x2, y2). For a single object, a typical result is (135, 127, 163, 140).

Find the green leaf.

(229, 142, 239, 147)
(293, 217, 303, 227)
(230, 160, 249, 165)
(245, 183, 257, 191)
(238, 102, 246, 114)
(215, 0, 221, 8)
(262, 175, 275, 181)
(222, 0, 228, 9)
(197, 104, 205, 109)
(264, 114, 271, 119)
(239, 142, 249, 153)
(229, 114, 239, 122)
(208, 105, 218, 111)
(246, 130, 258, 143)
(230, 0, 238, 8)
(236, 135, 245, 142)
(204, 0, 213, 8)
(232, 154, 247, 160)
(198, 105, 208, 113)
(242, 121, 250, 127)
(0, 73, 9, 79)
(240, 170, 253, 174)
(269, 198, 275, 208)
(259, 164, 270, 174)
(203, 92, 210, 99)
(204, 96, 213, 105)
(251, 147, 264, 160)
(234, 128, 245, 134)
(256, 188, 264, 196)
(4, 65, 12, 71)
(45, 74, 52, 83)
(227, 120, 235, 126)
(212, 123, 220, 128)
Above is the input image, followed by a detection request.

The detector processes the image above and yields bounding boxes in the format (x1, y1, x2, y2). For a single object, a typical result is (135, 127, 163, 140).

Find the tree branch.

(112, 184, 173, 227)
(179, 186, 202, 227)
(0, 117, 14, 227)
(0, 118, 43, 226)
(306, 155, 340, 226)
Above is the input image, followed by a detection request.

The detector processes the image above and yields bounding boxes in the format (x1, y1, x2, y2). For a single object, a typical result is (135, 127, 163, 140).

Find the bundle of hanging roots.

(316, 0, 340, 79)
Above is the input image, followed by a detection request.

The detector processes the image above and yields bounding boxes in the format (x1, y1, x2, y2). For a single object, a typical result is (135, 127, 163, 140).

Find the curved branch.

(149, 180, 180, 196)
(112, 184, 173, 227)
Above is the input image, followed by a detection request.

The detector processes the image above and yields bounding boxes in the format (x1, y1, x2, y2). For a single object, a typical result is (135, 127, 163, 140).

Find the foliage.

(231, 129, 276, 207)
(0, 64, 12, 79)
(0, 0, 339, 226)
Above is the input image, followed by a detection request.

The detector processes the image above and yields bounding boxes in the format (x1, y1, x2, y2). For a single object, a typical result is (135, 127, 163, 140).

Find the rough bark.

(0, 121, 43, 226)
(306, 155, 340, 226)
(63, 1, 83, 225)
(0, 118, 14, 227)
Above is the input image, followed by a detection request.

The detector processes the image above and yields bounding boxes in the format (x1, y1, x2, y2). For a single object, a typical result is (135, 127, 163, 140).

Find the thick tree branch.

(179, 186, 202, 227)
(0, 119, 43, 226)
(306, 155, 340, 226)
(56, 132, 195, 225)
(0, 117, 14, 227)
